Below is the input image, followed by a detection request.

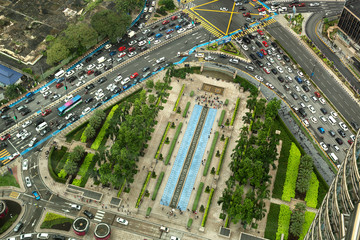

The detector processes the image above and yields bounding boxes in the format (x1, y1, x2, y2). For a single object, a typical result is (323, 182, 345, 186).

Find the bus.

(57, 95, 82, 116)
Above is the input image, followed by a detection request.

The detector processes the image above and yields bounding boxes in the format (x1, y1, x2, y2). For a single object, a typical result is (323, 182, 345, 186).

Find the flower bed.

(299, 212, 316, 240)
(203, 132, 219, 176)
(173, 84, 185, 111)
(275, 204, 292, 240)
(192, 182, 204, 211)
(165, 122, 183, 165)
(230, 98, 240, 126)
(152, 172, 165, 200)
(281, 143, 301, 202)
(216, 137, 229, 175)
(201, 188, 214, 227)
(155, 122, 171, 159)
(304, 172, 319, 208)
(135, 171, 152, 208)
(218, 110, 226, 126)
(182, 102, 190, 117)
(91, 104, 119, 150)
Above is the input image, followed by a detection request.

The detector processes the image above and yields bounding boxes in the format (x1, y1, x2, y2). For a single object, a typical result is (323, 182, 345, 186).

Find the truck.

(177, 51, 189, 57)
(128, 30, 136, 39)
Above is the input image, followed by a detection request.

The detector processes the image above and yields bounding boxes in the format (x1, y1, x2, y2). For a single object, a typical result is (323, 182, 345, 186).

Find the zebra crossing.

(94, 210, 105, 222)
(231, 18, 277, 39)
(183, 9, 223, 38)
(9, 191, 20, 199)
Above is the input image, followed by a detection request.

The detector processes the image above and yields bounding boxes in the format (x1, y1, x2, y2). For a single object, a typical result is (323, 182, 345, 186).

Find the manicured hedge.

(218, 110, 226, 126)
(135, 171, 152, 208)
(72, 153, 95, 187)
(117, 179, 126, 197)
(187, 218, 193, 229)
(264, 203, 281, 240)
(183, 102, 190, 117)
(192, 182, 204, 211)
(80, 123, 91, 143)
(40, 212, 74, 229)
(201, 188, 214, 227)
(216, 137, 229, 175)
(91, 104, 119, 150)
(173, 84, 185, 111)
(299, 212, 316, 240)
(152, 172, 165, 200)
(155, 122, 171, 159)
(65, 121, 88, 143)
(230, 98, 240, 126)
(48, 147, 68, 183)
(281, 143, 301, 202)
(305, 172, 319, 208)
(165, 122, 183, 165)
(146, 207, 152, 217)
(275, 205, 292, 240)
(203, 132, 219, 176)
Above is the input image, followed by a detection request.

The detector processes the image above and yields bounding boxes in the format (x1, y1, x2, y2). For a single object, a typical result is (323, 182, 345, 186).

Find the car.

(41, 109, 52, 117)
(156, 57, 165, 64)
(241, 44, 249, 51)
(220, 7, 229, 11)
(271, 68, 278, 75)
(310, 2, 320, 6)
(25, 176, 32, 187)
(118, 52, 126, 58)
(70, 204, 82, 211)
(319, 97, 326, 105)
(160, 226, 170, 232)
(311, 96, 317, 102)
(87, 64, 95, 70)
(320, 108, 328, 115)
(166, 28, 174, 34)
(339, 122, 348, 131)
(87, 70, 94, 75)
(149, 7, 154, 12)
(298, 3, 305, 7)
(65, 70, 75, 78)
(98, 77, 107, 84)
(65, 113, 74, 121)
(257, 29, 264, 35)
(329, 130, 336, 137)
(317, 127, 325, 134)
(335, 137, 343, 145)
(138, 40, 146, 47)
(285, 66, 292, 73)
(255, 75, 264, 82)
(267, 56, 275, 64)
(265, 82, 274, 89)
(243, 37, 251, 44)
(25, 97, 35, 104)
(128, 51, 137, 57)
(22, 120, 32, 128)
(95, 92, 105, 101)
(308, 105, 316, 114)
(277, 76, 284, 83)
(291, 92, 299, 100)
(276, 66, 284, 73)
(28, 137, 37, 147)
(116, 217, 129, 225)
(263, 67, 270, 74)
(32, 190, 40, 200)
(310, 116, 317, 123)
(285, 75, 292, 83)
(260, 49, 268, 56)
(245, 65, 254, 72)
(96, 63, 105, 70)
(129, 40, 137, 46)
(22, 159, 28, 171)
(297, 70, 304, 77)
(93, 102, 102, 109)
(319, 116, 327, 124)
(351, 121, 359, 130)
(82, 107, 91, 116)
(76, 80, 85, 87)
(294, 85, 300, 92)
(118, 46, 126, 52)
(302, 85, 310, 92)
(301, 94, 309, 102)
(229, 58, 239, 64)
(85, 97, 94, 104)
(107, 83, 116, 92)
(42, 91, 52, 98)
(262, 41, 268, 47)
(130, 72, 139, 79)
(70, 116, 79, 123)
(83, 210, 94, 219)
(154, 39, 161, 44)
(348, 139, 354, 145)
(283, 55, 290, 62)
(14, 222, 24, 233)
(332, 145, 340, 152)
(85, 84, 95, 91)
(338, 129, 346, 138)
(177, 28, 186, 33)
(320, 142, 328, 151)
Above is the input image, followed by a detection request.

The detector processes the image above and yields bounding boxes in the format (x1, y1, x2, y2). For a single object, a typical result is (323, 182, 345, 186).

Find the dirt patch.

(201, 83, 224, 95)
(50, 221, 72, 231)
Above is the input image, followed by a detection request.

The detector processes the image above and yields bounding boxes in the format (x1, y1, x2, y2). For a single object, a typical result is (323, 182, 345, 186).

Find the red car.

(314, 92, 321, 98)
(243, 12, 251, 17)
(0, 133, 11, 141)
(298, 3, 305, 7)
(162, 20, 169, 25)
(9, 153, 20, 161)
(128, 47, 135, 53)
(348, 139, 354, 145)
(258, 7, 266, 12)
(263, 67, 270, 74)
(87, 70, 94, 75)
(41, 109, 52, 117)
(262, 41, 268, 47)
(260, 49, 268, 55)
(118, 52, 126, 58)
(118, 46, 126, 52)
(130, 72, 139, 79)
(257, 29, 264, 35)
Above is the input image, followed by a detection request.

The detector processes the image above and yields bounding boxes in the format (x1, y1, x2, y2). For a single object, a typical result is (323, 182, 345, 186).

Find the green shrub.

(305, 172, 319, 208)
(265, 203, 281, 240)
(40, 212, 73, 229)
(224, 99, 229, 106)
(165, 122, 183, 165)
(173, 84, 185, 111)
(65, 121, 88, 142)
(117, 180, 126, 197)
(91, 104, 119, 150)
(78, 153, 94, 176)
(299, 212, 316, 240)
(230, 98, 240, 126)
(155, 122, 171, 159)
(192, 182, 204, 211)
(0, 214, 18, 234)
(152, 172, 165, 200)
(190, 91, 194, 97)
(203, 132, 219, 176)
(72, 179, 81, 186)
(218, 110, 226, 126)
(281, 143, 301, 202)
(183, 102, 190, 117)
(58, 169, 67, 179)
(187, 218, 193, 229)
(48, 146, 68, 183)
(275, 205, 292, 240)
(80, 124, 91, 143)
(233, 76, 258, 95)
(216, 137, 229, 175)
(146, 207, 152, 217)
(201, 188, 214, 227)
(135, 172, 152, 208)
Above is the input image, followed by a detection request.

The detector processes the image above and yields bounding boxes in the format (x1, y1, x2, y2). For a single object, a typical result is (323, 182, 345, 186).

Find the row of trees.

(63, 146, 86, 175)
(83, 110, 107, 140)
(218, 94, 281, 227)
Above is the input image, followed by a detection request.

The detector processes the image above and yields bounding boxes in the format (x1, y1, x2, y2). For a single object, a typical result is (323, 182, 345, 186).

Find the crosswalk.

(9, 191, 20, 199)
(183, 9, 223, 38)
(94, 210, 105, 222)
(231, 18, 276, 39)
(0, 148, 10, 158)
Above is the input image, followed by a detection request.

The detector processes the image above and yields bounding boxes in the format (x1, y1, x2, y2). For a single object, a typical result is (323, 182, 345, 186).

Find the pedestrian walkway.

(94, 210, 105, 222)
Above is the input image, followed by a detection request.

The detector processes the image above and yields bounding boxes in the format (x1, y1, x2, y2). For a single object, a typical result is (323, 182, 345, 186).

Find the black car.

(278, 48, 284, 54)
(94, 49, 102, 56)
(242, 37, 250, 44)
(85, 57, 92, 63)
(70, 116, 79, 123)
(277, 76, 284, 83)
(271, 42, 278, 48)
(57, 123, 67, 130)
(94, 70, 102, 76)
(0, 106, 10, 115)
(104, 65, 113, 70)
(159, 26, 166, 31)
(351, 121, 359, 130)
(337, 129, 346, 138)
(78, 70, 86, 77)
(21, 108, 31, 116)
(85, 97, 94, 104)
(248, 34, 255, 39)
(250, 54, 257, 60)
(244, 23, 250, 29)
(85, 83, 95, 90)
(103, 95, 112, 102)
(320, 108, 328, 115)
(271, 68, 278, 75)
(298, 108, 307, 117)
(113, 87, 122, 94)
(1, 115, 10, 120)
(256, 60, 263, 67)
(283, 55, 290, 62)
(239, 6, 246, 11)
(147, 31, 155, 37)
(151, 24, 159, 29)
(329, 130, 336, 137)
(83, 210, 95, 219)
(219, 54, 227, 58)
(302, 85, 310, 92)
(98, 77, 107, 84)
(67, 76, 77, 83)
(169, 22, 176, 27)
(93, 102, 102, 109)
(335, 137, 343, 145)
(140, 46, 148, 51)
(142, 66, 150, 72)
(35, 118, 45, 127)
(53, 235, 66, 240)
(153, 66, 161, 72)
(255, 41, 262, 48)
(24, 97, 35, 104)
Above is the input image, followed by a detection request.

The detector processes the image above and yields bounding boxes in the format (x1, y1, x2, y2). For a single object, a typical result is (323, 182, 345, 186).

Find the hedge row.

(155, 122, 171, 159)
(201, 188, 214, 227)
(305, 172, 319, 209)
(299, 212, 316, 240)
(218, 110, 226, 126)
(72, 153, 95, 187)
(152, 172, 165, 200)
(203, 132, 219, 176)
(187, 218, 193, 229)
(91, 104, 119, 150)
(135, 171, 152, 208)
(282, 143, 301, 202)
(275, 204, 292, 240)
(173, 84, 185, 111)
(40, 217, 74, 229)
(165, 122, 183, 165)
(80, 124, 91, 143)
(216, 137, 229, 175)
(48, 147, 67, 184)
(146, 207, 152, 217)
(117, 179, 126, 198)
(192, 182, 204, 211)
(264, 203, 281, 240)
(230, 98, 240, 126)
(183, 102, 191, 117)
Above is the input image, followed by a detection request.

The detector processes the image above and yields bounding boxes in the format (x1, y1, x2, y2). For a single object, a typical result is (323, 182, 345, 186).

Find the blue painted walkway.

(160, 105, 203, 206)
(177, 108, 217, 210)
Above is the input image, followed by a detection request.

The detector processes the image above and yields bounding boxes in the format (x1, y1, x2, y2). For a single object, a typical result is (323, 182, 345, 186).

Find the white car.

(319, 115, 327, 124)
(305, 80, 311, 86)
(177, 28, 186, 33)
(255, 75, 264, 82)
(65, 113, 74, 120)
(104, 44, 112, 49)
(302, 119, 309, 127)
(339, 122, 348, 131)
(154, 40, 161, 45)
(116, 217, 129, 225)
(114, 75, 123, 83)
(22, 159, 28, 171)
(299, 102, 306, 108)
(25, 177, 32, 187)
(285, 75, 292, 82)
(307, 105, 316, 114)
(75, 63, 83, 70)
(151, 0, 155, 6)
(330, 111, 338, 118)
(294, 85, 300, 92)
(350, 134, 355, 141)
(149, 7, 154, 12)
(128, 51, 137, 57)
(195, 53, 204, 58)
(148, 37, 154, 42)
(259, 11, 267, 16)
(22, 120, 32, 128)
(276, 54, 281, 60)
(265, 82, 274, 89)
(320, 142, 328, 151)
(96, 89, 103, 95)
(229, 59, 238, 64)
(129, 40, 137, 46)
(82, 107, 91, 116)
(95, 92, 105, 101)
(267, 56, 274, 64)
(319, 97, 326, 105)
(265, 62, 272, 68)
(28, 137, 37, 147)
(87, 64, 95, 70)
(156, 57, 165, 64)
(121, 77, 130, 85)
(297, 70, 304, 77)
(286, 66, 292, 73)
(241, 44, 248, 51)
(309, 2, 320, 6)
(65, 70, 75, 77)
(144, 7, 148, 12)
(64, 95, 74, 103)
(16, 129, 27, 139)
(40, 86, 49, 94)
(220, 7, 228, 11)
(204, 55, 215, 61)
(142, 29, 150, 34)
(310, 116, 318, 123)
(245, 65, 254, 72)
(21, 131, 31, 140)
(235, 2, 242, 6)
(311, 96, 318, 102)
(138, 40, 146, 46)
(165, 34, 172, 40)
(97, 63, 105, 70)
(107, 83, 116, 91)
(79, 75, 86, 81)
(43, 91, 52, 98)
(76, 80, 86, 87)
(276, 66, 284, 73)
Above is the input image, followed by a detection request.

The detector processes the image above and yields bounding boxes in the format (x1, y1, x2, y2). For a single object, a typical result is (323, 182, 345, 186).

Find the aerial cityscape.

(0, 0, 359, 239)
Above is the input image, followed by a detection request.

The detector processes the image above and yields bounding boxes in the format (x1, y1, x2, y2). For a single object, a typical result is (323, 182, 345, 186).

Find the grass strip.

(230, 98, 240, 126)
(201, 188, 214, 227)
(135, 171, 152, 208)
(173, 84, 185, 111)
(192, 182, 204, 211)
(152, 172, 165, 200)
(155, 122, 171, 159)
(216, 137, 229, 175)
(183, 102, 191, 117)
(218, 110, 226, 126)
(165, 122, 183, 165)
(264, 203, 281, 240)
(203, 131, 219, 176)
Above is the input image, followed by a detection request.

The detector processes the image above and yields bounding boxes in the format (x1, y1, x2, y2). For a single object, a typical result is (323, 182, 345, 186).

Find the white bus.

(329, 153, 338, 162)
(55, 70, 65, 79)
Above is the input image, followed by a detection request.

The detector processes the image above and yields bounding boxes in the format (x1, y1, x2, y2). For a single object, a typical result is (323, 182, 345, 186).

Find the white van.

(36, 122, 48, 133)
(55, 70, 65, 79)
(97, 56, 106, 64)
(328, 116, 337, 125)
(37, 233, 50, 239)
(329, 153, 338, 162)
(20, 233, 33, 240)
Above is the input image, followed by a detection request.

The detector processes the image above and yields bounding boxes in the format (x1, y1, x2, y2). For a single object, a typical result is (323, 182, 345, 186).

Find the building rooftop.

(0, 65, 22, 86)
(345, 0, 360, 17)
